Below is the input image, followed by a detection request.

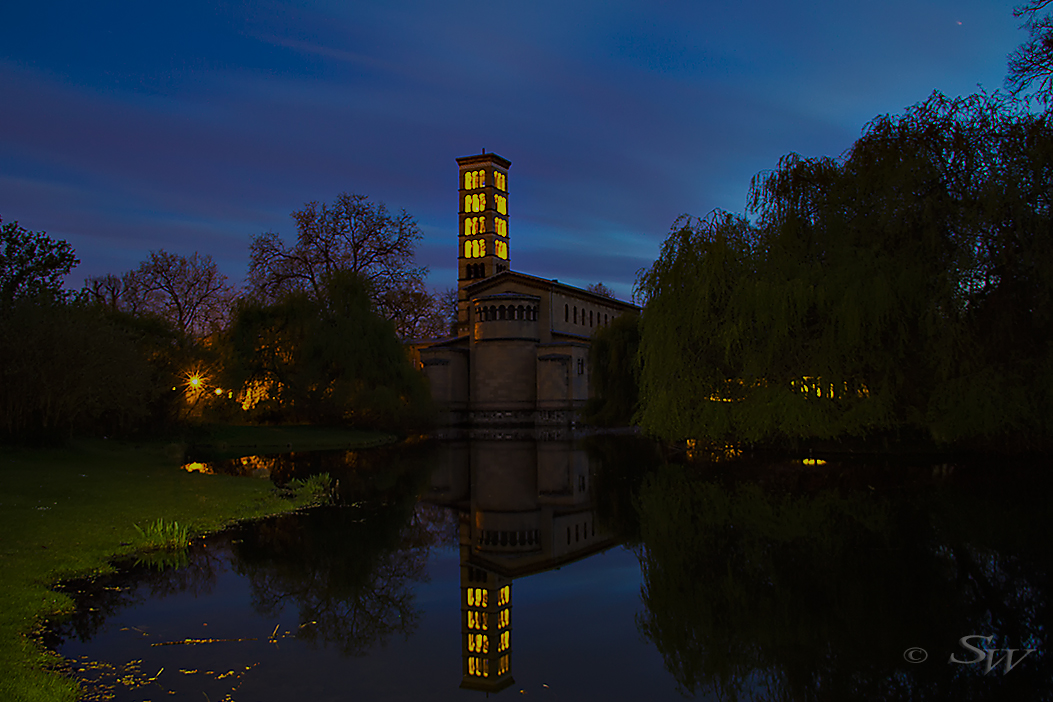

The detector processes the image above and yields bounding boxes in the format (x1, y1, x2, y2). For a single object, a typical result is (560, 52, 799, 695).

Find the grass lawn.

(0, 426, 397, 702)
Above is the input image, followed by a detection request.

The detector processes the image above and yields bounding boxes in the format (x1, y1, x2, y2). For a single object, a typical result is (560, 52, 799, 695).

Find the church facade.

(418, 152, 638, 426)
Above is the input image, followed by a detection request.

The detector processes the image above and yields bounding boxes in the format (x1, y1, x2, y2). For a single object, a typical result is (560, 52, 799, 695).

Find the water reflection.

(45, 440, 1053, 701)
(634, 460, 1053, 701)
(423, 439, 620, 692)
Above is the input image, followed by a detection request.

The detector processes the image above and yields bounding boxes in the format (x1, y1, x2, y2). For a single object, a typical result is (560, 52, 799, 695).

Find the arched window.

(480, 193, 486, 210)
(590, 310, 593, 327)
(489, 305, 497, 320)
(465, 195, 471, 212)
(464, 173, 472, 190)
(498, 305, 506, 320)
(604, 313, 608, 326)
(565, 304, 569, 322)
(574, 306, 578, 324)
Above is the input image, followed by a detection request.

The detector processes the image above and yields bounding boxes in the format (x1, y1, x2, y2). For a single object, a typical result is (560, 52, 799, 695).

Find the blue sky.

(0, 0, 1025, 299)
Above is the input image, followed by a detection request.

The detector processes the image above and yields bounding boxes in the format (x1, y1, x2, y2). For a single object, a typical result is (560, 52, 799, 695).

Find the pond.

(46, 436, 1053, 701)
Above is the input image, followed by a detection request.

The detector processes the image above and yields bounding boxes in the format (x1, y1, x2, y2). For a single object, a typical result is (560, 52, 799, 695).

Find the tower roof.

(456, 152, 512, 169)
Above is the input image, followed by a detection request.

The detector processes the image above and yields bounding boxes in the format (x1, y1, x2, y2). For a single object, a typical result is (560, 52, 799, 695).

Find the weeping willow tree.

(637, 92, 1053, 448)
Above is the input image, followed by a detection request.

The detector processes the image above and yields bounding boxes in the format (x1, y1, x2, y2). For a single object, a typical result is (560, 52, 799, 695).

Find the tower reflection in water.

(424, 437, 617, 693)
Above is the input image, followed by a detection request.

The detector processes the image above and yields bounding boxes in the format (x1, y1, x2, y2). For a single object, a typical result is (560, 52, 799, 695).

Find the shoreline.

(0, 426, 398, 702)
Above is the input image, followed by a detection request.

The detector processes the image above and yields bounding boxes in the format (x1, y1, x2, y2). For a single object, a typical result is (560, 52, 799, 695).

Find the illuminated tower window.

(456, 152, 511, 336)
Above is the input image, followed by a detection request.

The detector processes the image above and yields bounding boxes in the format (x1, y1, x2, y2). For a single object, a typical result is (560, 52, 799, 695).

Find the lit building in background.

(417, 152, 639, 427)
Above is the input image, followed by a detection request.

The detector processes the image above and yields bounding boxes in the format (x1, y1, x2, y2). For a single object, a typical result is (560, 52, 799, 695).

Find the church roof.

(464, 270, 639, 311)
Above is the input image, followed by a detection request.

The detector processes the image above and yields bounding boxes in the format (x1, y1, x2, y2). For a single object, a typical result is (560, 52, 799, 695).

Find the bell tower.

(456, 152, 511, 336)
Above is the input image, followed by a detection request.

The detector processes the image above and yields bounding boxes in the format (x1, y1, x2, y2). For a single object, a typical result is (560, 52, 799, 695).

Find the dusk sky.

(0, 1, 1026, 300)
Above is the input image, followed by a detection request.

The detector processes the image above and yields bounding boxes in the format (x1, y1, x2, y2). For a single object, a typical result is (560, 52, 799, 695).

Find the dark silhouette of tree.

(585, 311, 641, 426)
(636, 92, 1053, 449)
(382, 282, 457, 340)
(0, 300, 156, 439)
(0, 216, 78, 308)
(247, 193, 432, 337)
(225, 269, 433, 428)
(1007, 1, 1053, 104)
(84, 250, 234, 337)
(585, 282, 617, 298)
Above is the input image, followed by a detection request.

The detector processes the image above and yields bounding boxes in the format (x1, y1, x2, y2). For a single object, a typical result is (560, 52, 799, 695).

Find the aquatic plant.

(286, 473, 334, 506)
(132, 518, 190, 550)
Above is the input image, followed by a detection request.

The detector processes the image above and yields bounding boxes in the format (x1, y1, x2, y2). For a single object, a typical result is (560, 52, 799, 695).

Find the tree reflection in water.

(49, 443, 455, 669)
(228, 500, 456, 656)
(635, 462, 1053, 701)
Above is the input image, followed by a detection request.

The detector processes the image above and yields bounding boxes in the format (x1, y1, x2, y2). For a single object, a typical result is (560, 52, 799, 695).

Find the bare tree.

(1007, 1, 1053, 104)
(84, 251, 234, 337)
(380, 283, 459, 340)
(82, 270, 149, 314)
(140, 251, 234, 336)
(247, 193, 426, 307)
(586, 281, 617, 299)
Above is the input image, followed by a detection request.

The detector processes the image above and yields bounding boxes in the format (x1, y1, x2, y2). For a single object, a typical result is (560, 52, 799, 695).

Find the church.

(418, 152, 639, 426)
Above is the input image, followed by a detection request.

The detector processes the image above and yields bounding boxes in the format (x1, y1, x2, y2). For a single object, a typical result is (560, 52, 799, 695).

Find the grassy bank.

(0, 426, 397, 702)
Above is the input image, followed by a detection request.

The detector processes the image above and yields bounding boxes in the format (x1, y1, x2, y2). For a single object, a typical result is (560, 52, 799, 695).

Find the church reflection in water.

(423, 438, 617, 693)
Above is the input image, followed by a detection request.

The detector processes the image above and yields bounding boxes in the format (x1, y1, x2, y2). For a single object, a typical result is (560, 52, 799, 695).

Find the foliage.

(285, 472, 334, 505)
(585, 311, 641, 426)
(1007, 0, 1053, 104)
(83, 250, 234, 337)
(636, 93, 1053, 449)
(0, 216, 78, 308)
(635, 463, 1053, 701)
(0, 299, 157, 440)
(225, 269, 434, 429)
(132, 518, 191, 550)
